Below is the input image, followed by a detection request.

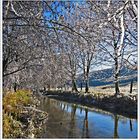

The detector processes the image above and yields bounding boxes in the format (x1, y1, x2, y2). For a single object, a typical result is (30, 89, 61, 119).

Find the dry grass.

(77, 83, 138, 97)
(45, 83, 138, 98)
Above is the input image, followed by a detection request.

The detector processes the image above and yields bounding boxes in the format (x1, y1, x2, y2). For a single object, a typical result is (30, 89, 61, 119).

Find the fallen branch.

(17, 105, 48, 115)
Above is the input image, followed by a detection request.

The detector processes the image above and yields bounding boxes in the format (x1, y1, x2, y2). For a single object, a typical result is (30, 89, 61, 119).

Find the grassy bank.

(3, 90, 48, 138)
(43, 84, 137, 119)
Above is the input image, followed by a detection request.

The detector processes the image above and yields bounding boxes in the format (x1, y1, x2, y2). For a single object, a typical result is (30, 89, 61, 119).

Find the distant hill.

(77, 67, 137, 87)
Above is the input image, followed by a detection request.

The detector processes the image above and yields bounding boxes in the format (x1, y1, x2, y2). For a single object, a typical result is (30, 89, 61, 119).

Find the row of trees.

(3, 0, 137, 96)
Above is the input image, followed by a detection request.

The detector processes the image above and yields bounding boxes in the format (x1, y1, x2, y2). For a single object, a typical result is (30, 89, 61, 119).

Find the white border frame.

(0, 0, 139, 140)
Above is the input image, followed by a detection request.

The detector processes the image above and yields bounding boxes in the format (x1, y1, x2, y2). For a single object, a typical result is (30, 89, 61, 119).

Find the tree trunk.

(85, 79, 89, 93)
(130, 80, 133, 93)
(72, 79, 78, 92)
(14, 82, 17, 92)
(43, 86, 46, 91)
(114, 45, 120, 96)
(47, 84, 50, 91)
(85, 66, 90, 93)
(80, 82, 83, 91)
(85, 72, 89, 93)
(115, 74, 120, 96)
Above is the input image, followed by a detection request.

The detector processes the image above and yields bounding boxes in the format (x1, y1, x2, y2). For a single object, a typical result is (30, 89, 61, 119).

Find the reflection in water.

(80, 107, 83, 114)
(71, 105, 77, 120)
(38, 97, 137, 138)
(114, 114, 119, 138)
(60, 102, 63, 109)
(62, 104, 66, 111)
(66, 104, 69, 111)
(130, 119, 133, 131)
(82, 108, 89, 138)
(68, 105, 77, 137)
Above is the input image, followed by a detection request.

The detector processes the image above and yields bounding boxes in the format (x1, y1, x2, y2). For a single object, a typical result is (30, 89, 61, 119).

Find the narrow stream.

(38, 97, 137, 138)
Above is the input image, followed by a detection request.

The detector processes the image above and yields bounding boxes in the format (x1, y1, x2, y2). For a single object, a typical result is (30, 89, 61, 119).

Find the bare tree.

(88, 0, 137, 96)
(3, 0, 137, 95)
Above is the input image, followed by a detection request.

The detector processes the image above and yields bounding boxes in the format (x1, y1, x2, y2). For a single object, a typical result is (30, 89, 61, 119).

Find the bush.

(3, 90, 32, 138)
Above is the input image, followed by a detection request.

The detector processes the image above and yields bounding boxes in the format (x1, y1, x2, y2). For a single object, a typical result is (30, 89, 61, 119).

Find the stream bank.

(43, 90, 137, 119)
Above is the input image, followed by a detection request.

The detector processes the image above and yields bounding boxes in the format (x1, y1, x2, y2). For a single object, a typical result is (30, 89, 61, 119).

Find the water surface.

(38, 97, 137, 138)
